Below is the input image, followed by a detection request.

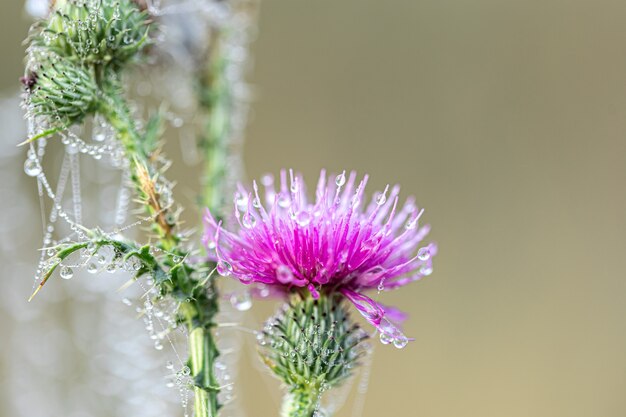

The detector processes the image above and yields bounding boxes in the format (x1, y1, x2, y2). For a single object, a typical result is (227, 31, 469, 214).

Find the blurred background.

(1, 1, 626, 417)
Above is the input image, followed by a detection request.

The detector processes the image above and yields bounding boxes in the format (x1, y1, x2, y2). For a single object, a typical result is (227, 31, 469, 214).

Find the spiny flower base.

(259, 293, 370, 417)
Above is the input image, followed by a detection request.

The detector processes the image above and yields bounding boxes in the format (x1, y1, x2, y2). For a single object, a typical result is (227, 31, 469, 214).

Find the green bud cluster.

(259, 293, 370, 417)
(23, 0, 150, 128)
(33, 0, 150, 69)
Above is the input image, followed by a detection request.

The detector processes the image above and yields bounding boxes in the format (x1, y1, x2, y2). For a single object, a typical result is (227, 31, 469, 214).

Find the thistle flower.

(204, 169, 437, 416)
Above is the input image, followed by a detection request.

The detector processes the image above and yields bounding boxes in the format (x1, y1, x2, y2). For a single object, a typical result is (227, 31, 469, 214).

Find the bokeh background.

(1, 1, 626, 417)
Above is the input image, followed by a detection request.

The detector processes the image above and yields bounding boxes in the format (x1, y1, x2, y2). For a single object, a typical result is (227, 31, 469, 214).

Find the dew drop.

(230, 291, 252, 311)
(181, 366, 191, 376)
(276, 264, 293, 284)
(335, 171, 346, 187)
(216, 260, 233, 276)
(375, 192, 387, 206)
(295, 210, 312, 227)
(417, 247, 431, 261)
(393, 336, 409, 349)
(24, 159, 41, 176)
(419, 265, 433, 276)
(277, 192, 291, 208)
(405, 218, 418, 230)
(242, 212, 257, 229)
(379, 332, 393, 345)
(106, 263, 117, 273)
(59, 266, 74, 280)
(87, 262, 98, 274)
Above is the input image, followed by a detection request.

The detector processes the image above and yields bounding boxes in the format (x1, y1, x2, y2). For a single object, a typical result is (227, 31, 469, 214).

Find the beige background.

(2, 1, 626, 417)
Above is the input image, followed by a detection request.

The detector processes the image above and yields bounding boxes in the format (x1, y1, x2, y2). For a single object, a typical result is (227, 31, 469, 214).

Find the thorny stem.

(98, 83, 179, 251)
(99, 81, 223, 416)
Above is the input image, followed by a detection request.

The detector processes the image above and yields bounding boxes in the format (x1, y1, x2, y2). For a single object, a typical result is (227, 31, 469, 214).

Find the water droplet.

(87, 241, 97, 253)
(47, 248, 56, 257)
(122, 298, 132, 306)
(181, 366, 191, 376)
(393, 336, 409, 349)
(166, 361, 174, 370)
(216, 260, 233, 276)
(379, 332, 393, 345)
(276, 265, 294, 284)
(419, 265, 433, 276)
(106, 263, 116, 273)
(375, 192, 387, 206)
(172, 255, 182, 263)
(87, 263, 98, 274)
(24, 159, 41, 176)
(405, 218, 418, 230)
(277, 192, 291, 208)
(59, 266, 74, 280)
(295, 210, 312, 227)
(230, 291, 252, 311)
(335, 171, 346, 187)
(235, 193, 248, 209)
(417, 247, 431, 261)
(242, 212, 257, 229)
(154, 342, 163, 350)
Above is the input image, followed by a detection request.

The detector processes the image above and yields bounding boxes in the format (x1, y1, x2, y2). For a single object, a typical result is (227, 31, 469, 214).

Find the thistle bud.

(259, 293, 369, 417)
(33, 0, 150, 69)
(26, 57, 98, 126)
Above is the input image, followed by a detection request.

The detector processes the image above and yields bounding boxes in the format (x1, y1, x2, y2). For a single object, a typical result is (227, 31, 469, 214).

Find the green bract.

(259, 293, 369, 417)
(27, 57, 99, 125)
(32, 0, 150, 69)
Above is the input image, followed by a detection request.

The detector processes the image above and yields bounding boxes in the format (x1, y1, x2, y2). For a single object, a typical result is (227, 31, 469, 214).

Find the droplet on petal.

(417, 246, 431, 261)
(242, 212, 257, 229)
(393, 335, 409, 349)
(295, 210, 311, 227)
(379, 332, 393, 345)
(277, 192, 291, 208)
(276, 265, 294, 284)
(217, 260, 233, 276)
(335, 171, 346, 187)
(420, 264, 433, 276)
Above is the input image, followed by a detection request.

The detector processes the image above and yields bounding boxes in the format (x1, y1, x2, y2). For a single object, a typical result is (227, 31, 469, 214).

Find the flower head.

(204, 169, 437, 345)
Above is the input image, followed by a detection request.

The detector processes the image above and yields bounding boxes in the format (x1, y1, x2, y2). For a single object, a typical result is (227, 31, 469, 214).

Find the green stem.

(98, 85, 179, 251)
(198, 46, 232, 213)
(180, 278, 221, 417)
(99, 82, 222, 416)
(281, 389, 320, 417)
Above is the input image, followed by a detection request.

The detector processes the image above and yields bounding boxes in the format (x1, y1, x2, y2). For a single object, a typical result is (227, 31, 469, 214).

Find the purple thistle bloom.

(203, 169, 437, 345)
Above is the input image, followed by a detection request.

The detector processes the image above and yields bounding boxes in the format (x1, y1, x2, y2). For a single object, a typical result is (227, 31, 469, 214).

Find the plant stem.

(99, 83, 222, 417)
(198, 37, 232, 213)
(183, 279, 221, 417)
(99, 84, 179, 251)
(281, 390, 320, 417)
